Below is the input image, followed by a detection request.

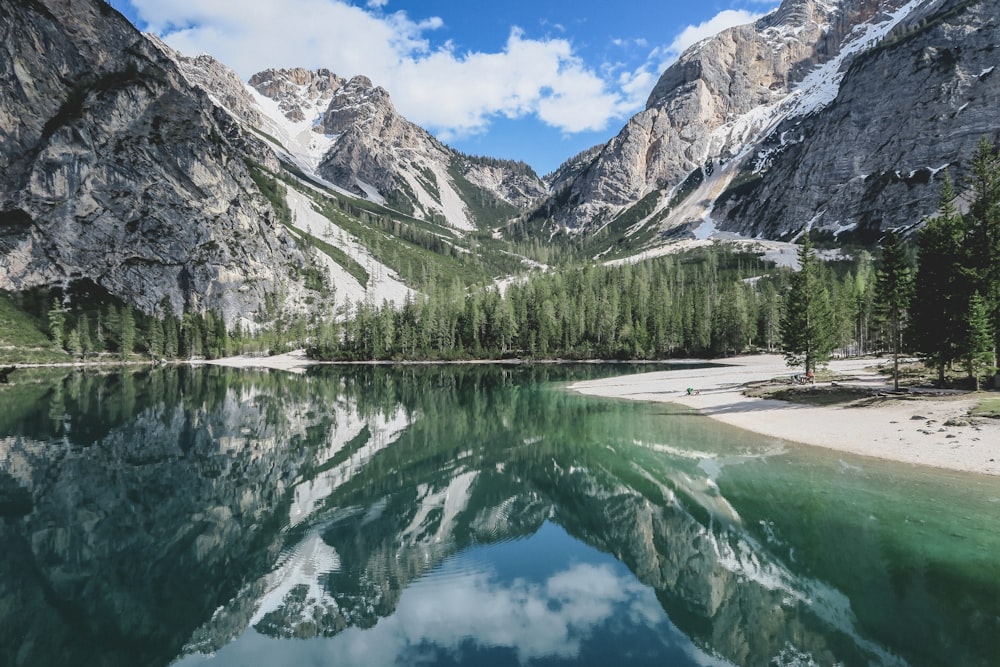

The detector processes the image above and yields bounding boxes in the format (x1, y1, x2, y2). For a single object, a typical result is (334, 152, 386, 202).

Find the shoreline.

(569, 355, 999, 477)
(7, 351, 997, 476)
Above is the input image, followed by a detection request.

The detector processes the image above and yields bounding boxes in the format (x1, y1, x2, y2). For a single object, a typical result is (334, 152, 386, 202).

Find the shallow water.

(0, 364, 997, 666)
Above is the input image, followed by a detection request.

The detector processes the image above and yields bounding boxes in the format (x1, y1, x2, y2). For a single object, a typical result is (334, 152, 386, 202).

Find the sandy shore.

(570, 355, 1000, 477)
(203, 350, 314, 372)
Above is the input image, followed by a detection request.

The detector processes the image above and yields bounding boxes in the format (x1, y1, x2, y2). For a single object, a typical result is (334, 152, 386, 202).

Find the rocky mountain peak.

(248, 67, 346, 123)
(149, 37, 263, 127)
(320, 75, 396, 135)
(541, 0, 936, 235)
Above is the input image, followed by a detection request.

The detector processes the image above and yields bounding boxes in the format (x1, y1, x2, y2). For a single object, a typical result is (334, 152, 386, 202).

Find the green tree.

(964, 292, 994, 390)
(119, 306, 136, 360)
(908, 175, 967, 383)
(47, 298, 65, 349)
(780, 235, 835, 373)
(148, 318, 165, 359)
(66, 327, 82, 358)
(874, 230, 914, 390)
(966, 138, 1000, 379)
(78, 314, 92, 358)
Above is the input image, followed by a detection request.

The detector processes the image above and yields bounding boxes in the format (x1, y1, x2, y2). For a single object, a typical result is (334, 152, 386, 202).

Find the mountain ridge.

(2, 0, 998, 333)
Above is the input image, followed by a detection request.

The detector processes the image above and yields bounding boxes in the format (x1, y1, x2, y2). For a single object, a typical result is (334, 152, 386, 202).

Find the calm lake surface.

(1, 364, 998, 667)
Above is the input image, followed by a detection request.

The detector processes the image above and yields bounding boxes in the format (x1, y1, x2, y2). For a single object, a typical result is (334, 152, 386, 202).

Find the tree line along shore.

(2, 140, 999, 392)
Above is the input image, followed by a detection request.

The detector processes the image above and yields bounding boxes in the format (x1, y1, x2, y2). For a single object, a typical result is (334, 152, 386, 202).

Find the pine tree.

(966, 138, 1000, 379)
(119, 306, 135, 360)
(964, 292, 994, 391)
(148, 318, 165, 359)
(780, 235, 835, 373)
(78, 314, 92, 358)
(874, 230, 913, 390)
(908, 175, 967, 383)
(47, 298, 65, 350)
(66, 328, 82, 358)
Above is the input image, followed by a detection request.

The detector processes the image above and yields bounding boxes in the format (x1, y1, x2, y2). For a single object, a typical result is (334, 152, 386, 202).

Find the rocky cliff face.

(538, 0, 994, 247)
(0, 0, 314, 322)
(716, 0, 1000, 239)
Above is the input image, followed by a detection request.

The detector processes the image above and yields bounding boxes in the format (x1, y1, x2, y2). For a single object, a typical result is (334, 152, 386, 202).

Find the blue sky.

(108, 0, 779, 175)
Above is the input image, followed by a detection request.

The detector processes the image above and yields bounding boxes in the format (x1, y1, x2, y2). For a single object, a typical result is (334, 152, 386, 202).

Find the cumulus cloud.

(134, 0, 640, 139)
(665, 9, 762, 60)
(132, 1, 772, 141)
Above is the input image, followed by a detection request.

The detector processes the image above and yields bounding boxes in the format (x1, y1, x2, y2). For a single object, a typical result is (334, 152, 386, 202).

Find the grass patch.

(746, 384, 879, 406)
(0, 292, 70, 363)
(290, 226, 369, 287)
(0, 292, 52, 348)
(970, 397, 1000, 419)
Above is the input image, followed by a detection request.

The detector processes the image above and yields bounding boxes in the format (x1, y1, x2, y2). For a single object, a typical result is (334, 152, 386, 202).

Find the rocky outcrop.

(151, 37, 264, 128)
(542, 0, 895, 230)
(239, 68, 546, 230)
(716, 0, 1000, 239)
(536, 0, 991, 246)
(248, 67, 345, 124)
(313, 75, 548, 229)
(0, 0, 313, 322)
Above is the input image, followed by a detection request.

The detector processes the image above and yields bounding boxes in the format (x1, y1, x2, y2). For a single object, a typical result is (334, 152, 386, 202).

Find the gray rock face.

(241, 68, 547, 229)
(0, 0, 310, 322)
(314, 75, 548, 227)
(716, 0, 1000, 239)
(547, 0, 885, 229)
(540, 0, 989, 243)
(151, 37, 264, 129)
(316, 75, 450, 203)
(248, 67, 345, 124)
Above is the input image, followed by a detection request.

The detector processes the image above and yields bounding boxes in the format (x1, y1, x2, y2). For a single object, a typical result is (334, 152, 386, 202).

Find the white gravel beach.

(570, 355, 1000, 477)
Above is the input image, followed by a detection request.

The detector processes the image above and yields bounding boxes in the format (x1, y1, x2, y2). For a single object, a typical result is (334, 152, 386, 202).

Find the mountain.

(0, 0, 318, 324)
(3, 0, 997, 335)
(716, 0, 1000, 240)
(159, 52, 550, 306)
(532, 0, 1000, 253)
(0, 0, 538, 332)
(168, 57, 548, 232)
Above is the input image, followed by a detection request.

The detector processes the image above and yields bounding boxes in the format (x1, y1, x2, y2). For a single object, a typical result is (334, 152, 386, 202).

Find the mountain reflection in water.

(0, 364, 998, 667)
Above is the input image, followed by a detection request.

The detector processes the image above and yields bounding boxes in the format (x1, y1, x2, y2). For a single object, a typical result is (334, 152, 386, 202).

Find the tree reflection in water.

(0, 364, 997, 666)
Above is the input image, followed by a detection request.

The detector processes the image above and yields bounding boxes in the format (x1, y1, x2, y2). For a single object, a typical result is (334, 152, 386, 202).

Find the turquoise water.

(0, 364, 997, 666)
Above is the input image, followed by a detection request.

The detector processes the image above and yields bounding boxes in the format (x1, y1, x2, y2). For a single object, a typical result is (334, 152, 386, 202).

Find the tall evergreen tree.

(874, 230, 914, 390)
(148, 318, 165, 359)
(780, 235, 835, 374)
(964, 291, 994, 391)
(119, 306, 135, 360)
(66, 327, 82, 358)
(966, 138, 1000, 379)
(908, 174, 968, 383)
(47, 298, 65, 350)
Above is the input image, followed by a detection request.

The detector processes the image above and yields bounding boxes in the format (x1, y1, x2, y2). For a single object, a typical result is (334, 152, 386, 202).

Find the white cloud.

(136, 0, 640, 139)
(133, 1, 776, 143)
(331, 562, 676, 666)
(666, 9, 762, 60)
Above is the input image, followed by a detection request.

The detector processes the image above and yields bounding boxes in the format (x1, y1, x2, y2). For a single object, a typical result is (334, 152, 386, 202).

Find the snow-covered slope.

(283, 185, 413, 310)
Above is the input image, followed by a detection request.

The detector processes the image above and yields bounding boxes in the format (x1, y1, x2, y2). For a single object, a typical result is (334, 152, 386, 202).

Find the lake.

(1, 364, 998, 666)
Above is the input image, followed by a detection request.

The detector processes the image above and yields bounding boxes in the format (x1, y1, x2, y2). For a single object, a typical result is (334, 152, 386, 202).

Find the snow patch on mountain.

(284, 186, 413, 309)
(247, 85, 338, 171)
(781, 0, 927, 120)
